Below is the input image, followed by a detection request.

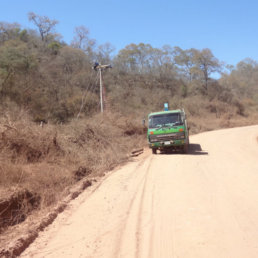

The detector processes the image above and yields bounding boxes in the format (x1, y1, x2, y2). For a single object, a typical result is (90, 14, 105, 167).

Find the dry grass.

(0, 111, 71, 205)
(0, 110, 146, 233)
(180, 96, 258, 134)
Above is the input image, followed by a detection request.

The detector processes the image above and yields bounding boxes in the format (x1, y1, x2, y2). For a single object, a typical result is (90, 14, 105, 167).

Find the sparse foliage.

(193, 48, 221, 91)
(0, 22, 21, 43)
(28, 12, 58, 42)
(96, 42, 115, 64)
(173, 47, 196, 82)
(71, 26, 96, 60)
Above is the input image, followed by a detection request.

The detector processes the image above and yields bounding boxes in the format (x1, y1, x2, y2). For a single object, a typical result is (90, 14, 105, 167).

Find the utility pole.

(99, 68, 103, 113)
(93, 63, 112, 113)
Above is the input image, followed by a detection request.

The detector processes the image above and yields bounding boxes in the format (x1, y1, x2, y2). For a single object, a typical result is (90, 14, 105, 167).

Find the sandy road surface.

(21, 125, 258, 258)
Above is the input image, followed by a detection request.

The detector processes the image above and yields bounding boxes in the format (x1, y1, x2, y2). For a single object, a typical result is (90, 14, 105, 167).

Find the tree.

(0, 39, 37, 98)
(193, 48, 221, 91)
(220, 58, 258, 98)
(173, 47, 196, 82)
(0, 22, 20, 43)
(28, 12, 58, 42)
(96, 42, 115, 64)
(236, 58, 257, 78)
(146, 45, 175, 78)
(71, 26, 96, 60)
(115, 43, 154, 73)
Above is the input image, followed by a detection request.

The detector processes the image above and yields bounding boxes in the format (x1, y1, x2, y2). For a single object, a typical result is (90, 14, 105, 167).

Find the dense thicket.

(0, 14, 258, 123)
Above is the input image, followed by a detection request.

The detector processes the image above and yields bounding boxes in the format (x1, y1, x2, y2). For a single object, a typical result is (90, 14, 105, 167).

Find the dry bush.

(0, 109, 146, 232)
(179, 96, 258, 134)
(0, 124, 63, 163)
(183, 96, 204, 117)
(60, 112, 145, 174)
(206, 101, 229, 118)
(0, 110, 74, 214)
(0, 188, 41, 231)
(233, 99, 245, 116)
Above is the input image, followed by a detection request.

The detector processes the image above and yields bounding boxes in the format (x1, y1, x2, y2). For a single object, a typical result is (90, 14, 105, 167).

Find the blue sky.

(1, 0, 258, 66)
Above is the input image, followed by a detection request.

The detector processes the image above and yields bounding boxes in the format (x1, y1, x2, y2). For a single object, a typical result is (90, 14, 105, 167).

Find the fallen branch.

(131, 148, 144, 154)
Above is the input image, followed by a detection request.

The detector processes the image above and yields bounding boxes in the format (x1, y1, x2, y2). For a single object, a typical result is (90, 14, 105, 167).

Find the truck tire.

(152, 148, 157, 154)
(183, 144, 188, 154)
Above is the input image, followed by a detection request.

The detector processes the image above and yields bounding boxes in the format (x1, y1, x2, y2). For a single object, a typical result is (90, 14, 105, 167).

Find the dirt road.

(21, 125, 258, 258)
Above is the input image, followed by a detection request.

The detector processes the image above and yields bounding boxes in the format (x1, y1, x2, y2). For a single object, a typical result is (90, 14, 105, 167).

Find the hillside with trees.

(0, 13, 257, 124)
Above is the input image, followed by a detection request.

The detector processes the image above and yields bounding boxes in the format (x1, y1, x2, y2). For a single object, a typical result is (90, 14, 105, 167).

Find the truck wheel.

(183, 144, 188, 154)
(152, 148, 157, 154)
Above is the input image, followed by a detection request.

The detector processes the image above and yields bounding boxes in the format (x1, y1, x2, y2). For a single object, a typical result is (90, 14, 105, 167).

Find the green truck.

(147, 107, 189, 154)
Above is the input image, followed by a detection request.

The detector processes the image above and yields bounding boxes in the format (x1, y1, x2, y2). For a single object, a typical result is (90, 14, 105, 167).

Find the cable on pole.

(77, 70, 99, 119)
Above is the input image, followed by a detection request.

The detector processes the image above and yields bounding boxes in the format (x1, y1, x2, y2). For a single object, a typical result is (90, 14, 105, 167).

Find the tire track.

(114, 156, 153, 258)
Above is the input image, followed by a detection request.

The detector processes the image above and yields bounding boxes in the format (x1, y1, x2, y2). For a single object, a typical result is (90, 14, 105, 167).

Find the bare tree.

(71, 26, 96, 60)
(28, 12, 58, 42)
(96, 42, 115, 63)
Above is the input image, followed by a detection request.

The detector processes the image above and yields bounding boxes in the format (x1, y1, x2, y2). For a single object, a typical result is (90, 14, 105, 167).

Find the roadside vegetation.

(0, 12, 258, 240)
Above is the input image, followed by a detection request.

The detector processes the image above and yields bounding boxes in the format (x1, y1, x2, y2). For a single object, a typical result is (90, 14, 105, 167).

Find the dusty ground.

(20, 125, 258, 258)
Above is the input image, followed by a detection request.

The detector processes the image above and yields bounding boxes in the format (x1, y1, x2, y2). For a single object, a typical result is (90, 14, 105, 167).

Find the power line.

(76, 70, 99, 119)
